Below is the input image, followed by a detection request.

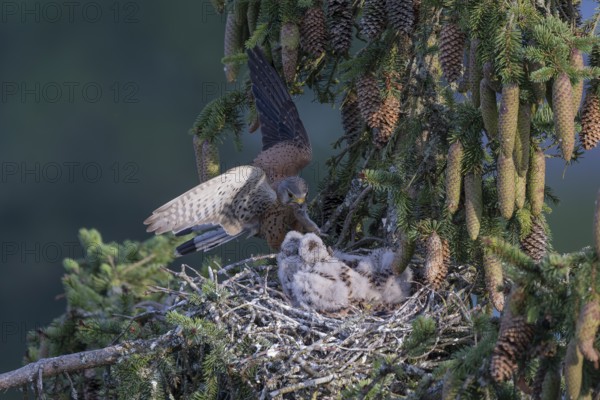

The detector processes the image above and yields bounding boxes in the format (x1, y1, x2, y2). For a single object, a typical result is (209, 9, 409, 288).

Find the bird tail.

(175, 226, 247, 256)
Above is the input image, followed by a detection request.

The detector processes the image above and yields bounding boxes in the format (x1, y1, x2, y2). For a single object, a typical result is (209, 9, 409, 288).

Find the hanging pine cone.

(373, 94, 400, 147)
(497, 152, 516, 220)
(575, 299, 600, 365)
(360, 0, 386, 41)
(445, 141, 464, 214)
(469, 39, 482, 107)
(457, 44, 470, 93)
(356, 74, 383, 129)
(281, 22, 300, 83)
(425, 231, 447, 290)
(564, 338, 584, 400)
(224, 10, 244, 82)
(528, 148, 545, 217)
(580, 90, 600, 150)
(515, 174, 526, 210)
(520, 217, 547, 264)
(571, 48, 584, 114)
(514, 103, 531, 177)
(439, 22, 465, 83)
(552, 72, 576, 160)
(529, 62, 546, 104)
(498, 83, 520, 157)
(483, 61, 502, 92)
(341, 91, 364, 141)
(301, 5, 327, 57)
(193, 136, 220, 184)
(464, 171, 482, 240)
(480, 78, 499, 139)
(386, 0, 413, 35)
(483, 249, 504, 311)
(247, 0, 260, 33)
(490, 293, 535, 382)
(327, 0, 352, 54)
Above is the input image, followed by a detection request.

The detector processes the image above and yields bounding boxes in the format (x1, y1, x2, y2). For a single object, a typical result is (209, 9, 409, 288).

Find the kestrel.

(144, 47, 320, 256)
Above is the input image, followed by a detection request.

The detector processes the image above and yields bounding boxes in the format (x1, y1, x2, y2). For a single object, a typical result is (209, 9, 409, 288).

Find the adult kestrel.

(144, 47, 320, 256)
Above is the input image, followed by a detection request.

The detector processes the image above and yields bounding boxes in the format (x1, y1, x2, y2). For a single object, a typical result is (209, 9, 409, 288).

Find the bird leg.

(293, 205, 322, 235)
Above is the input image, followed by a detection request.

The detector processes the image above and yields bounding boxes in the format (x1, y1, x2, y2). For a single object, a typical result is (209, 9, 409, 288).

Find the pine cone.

(497, 152, 516, 220)
(521, 217, 547, 264)
(480, 78, 499, 139)
(425, 231, 447, 290)
(247, 0, 260, 33)
(193, 136, 220, 183)
(540, 367, 561, 400)
(341, 91, 364, 140)
(281, 22, 300, 83)
(498, 83, 520, 156)
(457, 44, 469, 93)
(224, 10, 244, 82)
(301, 5, 327, 57)
(515, 174, 526, 210)
(576, 299, 600, 365)
(514, 103, 531, 177)
(528, 148, 545, 217)
(571, 48, 584, 114)
(356, 74, 383, 129)
(360, 0, 386, 41)
(373, 94, 400, 147)
(469, 39, 482, 107)
(464, 171, 482, 240)
(552, 72, 576, 160)
(564, 338, 584, 400)
(580, 90, 600, 150)
(328, 0, 353, 54)
(445, 141, 464, 214)
(490, 294, 535, 382)
(595, 189, 600, 257)
(439, 22, 465, 83)
(483, 249, 504, 311)
(529, 62, 546, 104)
(386, 0, 414, 35)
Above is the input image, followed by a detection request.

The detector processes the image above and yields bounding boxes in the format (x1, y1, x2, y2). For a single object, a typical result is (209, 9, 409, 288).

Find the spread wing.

(144, 166, 276, 236)
(247, 47, 312, 181)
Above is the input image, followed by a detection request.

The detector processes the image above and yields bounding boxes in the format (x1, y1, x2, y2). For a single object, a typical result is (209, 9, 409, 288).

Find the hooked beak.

(292, 196, 305, 205)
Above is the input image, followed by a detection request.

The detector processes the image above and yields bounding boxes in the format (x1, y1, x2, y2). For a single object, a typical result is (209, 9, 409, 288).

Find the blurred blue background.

(0, 0, 598, 392)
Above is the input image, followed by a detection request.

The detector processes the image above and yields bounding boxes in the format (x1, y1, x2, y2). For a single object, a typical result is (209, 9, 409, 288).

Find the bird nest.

(165, 254, 480, 399)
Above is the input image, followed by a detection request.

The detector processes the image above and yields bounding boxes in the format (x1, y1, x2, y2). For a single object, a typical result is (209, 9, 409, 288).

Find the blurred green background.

(0, 0, 598, 392)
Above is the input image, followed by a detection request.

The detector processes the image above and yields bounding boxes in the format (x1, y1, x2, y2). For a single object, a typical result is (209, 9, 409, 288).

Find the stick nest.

(162, 255, 480, 399)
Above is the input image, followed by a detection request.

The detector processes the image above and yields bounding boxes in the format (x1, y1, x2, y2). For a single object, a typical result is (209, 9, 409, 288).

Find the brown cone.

(480, 78, 499, 139)
(439, 22, 465, 83)
(386, 0, 414, 35)
(514, 103, 531, 177)
(301, 5, 328, 57)
(464, 171, 482, 240)
(580, 90, 600, 150)
(498, 83, 520, 156)
(356, 74, 383, 129)
(327, 0, 353, 54)
(571, 48, 584, 114)
(445, 141, 464, 214)
(521, 217, 547, 264)
(281, 22, 300, 83)
(360, 0, 386, 41)
(483, 249, 504, 311)
(575, 299, 600, 365)
(497, 152, 516, 220)
(341, 91, 364, 140)
(469, 39, 482, 107)
(528, 148, 545, 217)
(490, 292, 535, 382)
(552, 72, 575, 160)
(373, 94, 400, 147)
(193, 136, 220, 184)
(564, 338, 583, 400)
(425, 232, 447, 290)
(515, 174, 526, 210)
(224, 11, 244, 82)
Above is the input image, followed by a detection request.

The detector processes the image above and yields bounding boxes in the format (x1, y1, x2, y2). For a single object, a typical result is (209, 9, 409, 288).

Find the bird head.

(276, 177, 309, 208)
